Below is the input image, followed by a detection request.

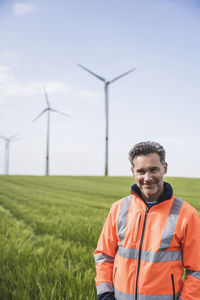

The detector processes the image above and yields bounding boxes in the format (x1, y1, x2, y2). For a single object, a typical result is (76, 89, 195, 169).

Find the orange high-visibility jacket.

(94, 187, 200, 299)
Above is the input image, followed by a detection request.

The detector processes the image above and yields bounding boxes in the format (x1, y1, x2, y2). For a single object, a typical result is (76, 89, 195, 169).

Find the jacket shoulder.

(110, 195, 132, 212)
(177, 197, 200, 220)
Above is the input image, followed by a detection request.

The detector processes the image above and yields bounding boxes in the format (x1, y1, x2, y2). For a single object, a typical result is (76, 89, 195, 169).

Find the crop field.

(0, 176, 200, 300)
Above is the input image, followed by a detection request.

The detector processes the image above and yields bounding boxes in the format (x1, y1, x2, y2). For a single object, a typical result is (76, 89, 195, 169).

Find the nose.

(144, 172, 152, 182)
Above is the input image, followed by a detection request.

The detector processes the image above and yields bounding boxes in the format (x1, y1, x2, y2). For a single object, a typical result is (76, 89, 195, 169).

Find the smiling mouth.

(143, 183, 155, 188)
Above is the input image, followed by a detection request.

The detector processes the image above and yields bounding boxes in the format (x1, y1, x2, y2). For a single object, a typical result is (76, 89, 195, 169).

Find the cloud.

(13, 2, 36, 16)
(44, 82, 72, 94)
(0, 66, 72, 98)
(0, 66, 11, 84)
(0, 63, 101, 103)
(0, 66, 99, 101)
(0, 51, 19, 59)
(73, 89, 102, 100)
(0, 52, 20, 69)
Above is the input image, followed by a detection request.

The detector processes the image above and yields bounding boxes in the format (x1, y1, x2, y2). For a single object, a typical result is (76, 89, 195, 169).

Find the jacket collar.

(131, 182, 173, 206)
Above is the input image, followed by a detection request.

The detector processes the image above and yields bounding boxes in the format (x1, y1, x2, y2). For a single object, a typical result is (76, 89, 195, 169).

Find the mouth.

(143, 183, 155, 188)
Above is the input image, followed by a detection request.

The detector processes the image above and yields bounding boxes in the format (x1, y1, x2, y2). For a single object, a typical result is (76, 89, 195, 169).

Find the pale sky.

(0, 0, 200, 177)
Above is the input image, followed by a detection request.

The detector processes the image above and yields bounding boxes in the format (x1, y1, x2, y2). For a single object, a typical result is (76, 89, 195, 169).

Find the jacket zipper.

(171, 274, 175, 300)
(133, 214, 141, 244)
(135, 208, 149, 300)
(113, 267, 117, 281)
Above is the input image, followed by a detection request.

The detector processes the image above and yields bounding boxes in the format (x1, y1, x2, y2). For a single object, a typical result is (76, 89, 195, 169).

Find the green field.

(0, 176, 200, 300)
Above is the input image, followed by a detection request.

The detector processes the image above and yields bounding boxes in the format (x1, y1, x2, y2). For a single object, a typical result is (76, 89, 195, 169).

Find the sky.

(0, 0, 200, 177)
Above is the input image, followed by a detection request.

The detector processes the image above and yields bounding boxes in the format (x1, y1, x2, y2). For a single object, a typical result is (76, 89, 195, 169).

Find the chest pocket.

(123, 211, 142, 247)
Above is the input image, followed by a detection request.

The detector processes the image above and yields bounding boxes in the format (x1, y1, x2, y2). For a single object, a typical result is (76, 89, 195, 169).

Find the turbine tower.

(78, 64, 136, 176)
(0, 132, 20, 175)
(32, 87, 70, 176)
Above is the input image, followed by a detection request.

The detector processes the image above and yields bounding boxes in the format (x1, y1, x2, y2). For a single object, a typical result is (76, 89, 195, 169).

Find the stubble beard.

(141, 183, 164, 202)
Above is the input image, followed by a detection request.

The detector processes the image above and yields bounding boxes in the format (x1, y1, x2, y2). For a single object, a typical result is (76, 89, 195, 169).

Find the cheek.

(154, 174, 164, 183)
(135, 176, 143, 184)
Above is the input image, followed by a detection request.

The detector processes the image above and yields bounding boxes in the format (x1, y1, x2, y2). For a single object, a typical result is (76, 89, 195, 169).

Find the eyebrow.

(136, 166, 160, 172)
(135, 168, 145, 172)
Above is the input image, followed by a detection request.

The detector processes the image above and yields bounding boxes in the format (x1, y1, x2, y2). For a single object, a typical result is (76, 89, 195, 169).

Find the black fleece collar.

(131, 182, 173, 206)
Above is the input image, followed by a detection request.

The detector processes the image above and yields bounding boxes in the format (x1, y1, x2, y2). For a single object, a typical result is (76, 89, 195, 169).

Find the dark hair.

(128, 141, 166, 166)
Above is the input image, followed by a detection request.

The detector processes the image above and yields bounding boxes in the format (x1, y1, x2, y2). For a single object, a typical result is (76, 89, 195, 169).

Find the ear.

(164, 162, 168, 175)
(131, 167, 135, 177)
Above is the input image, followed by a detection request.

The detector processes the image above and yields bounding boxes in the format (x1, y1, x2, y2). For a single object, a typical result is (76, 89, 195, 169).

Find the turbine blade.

(109, 68, 136, 84)
(0, 135, 6, 140)
(43, 86, 50, 107)
(50, 108, 70, 117)
(77, 63, 106, 82)
(11, 137, 21, 142)
(9, 132, 21, 140)
(0, 131, 6, 139)
(31, 109, 48, 123)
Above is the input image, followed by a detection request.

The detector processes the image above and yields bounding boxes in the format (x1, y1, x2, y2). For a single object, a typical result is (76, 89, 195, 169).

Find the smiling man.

(131, 151, 168, 203)
(94, 141, 200, 300)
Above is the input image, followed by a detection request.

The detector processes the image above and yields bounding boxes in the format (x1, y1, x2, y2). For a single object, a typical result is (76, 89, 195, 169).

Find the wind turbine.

(0, 132, 20, 175)
(32, 87, 70, 176)
(77, 63, 136, 176)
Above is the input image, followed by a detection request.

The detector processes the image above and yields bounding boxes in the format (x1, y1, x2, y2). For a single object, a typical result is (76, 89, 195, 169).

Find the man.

(94, 141, 200, 300)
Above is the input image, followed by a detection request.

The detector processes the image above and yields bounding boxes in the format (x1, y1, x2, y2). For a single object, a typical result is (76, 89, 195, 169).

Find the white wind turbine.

(77, 63, 136, 176)
(32, 87, 70, 176)
(0, 132, 20, 175)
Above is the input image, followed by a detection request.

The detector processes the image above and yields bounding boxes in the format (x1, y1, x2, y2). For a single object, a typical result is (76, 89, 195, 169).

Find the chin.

(143, 189, 158, 197)
(146, 193, 156, 197)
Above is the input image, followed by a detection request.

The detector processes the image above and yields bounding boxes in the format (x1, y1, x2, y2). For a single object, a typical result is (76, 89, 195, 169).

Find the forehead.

(133, 153, 162, 169)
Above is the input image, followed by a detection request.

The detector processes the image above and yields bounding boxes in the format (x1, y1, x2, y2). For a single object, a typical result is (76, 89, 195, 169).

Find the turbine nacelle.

(0, 132, 21, 142)
(32, 88, 70, 124)
(77, 63, 136, 85)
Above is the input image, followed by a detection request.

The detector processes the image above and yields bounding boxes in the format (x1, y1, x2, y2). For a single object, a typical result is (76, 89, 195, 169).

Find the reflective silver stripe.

(186, 269, 200, 279)
(160, 197, 183, 250)
(96, 282, 114, 295)
(117, 246, 182, 262)
(118, 195, 132, 244)
(114, 287, 181, 299)
(94, 253, 114, 264)
(117, 246, 138, 259)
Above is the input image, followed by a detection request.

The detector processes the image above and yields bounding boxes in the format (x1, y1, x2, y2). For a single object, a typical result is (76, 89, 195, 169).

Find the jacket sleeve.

(179, 209, 200, 299)
(98, 292, 115, 300)
(94, 203, 119, 298)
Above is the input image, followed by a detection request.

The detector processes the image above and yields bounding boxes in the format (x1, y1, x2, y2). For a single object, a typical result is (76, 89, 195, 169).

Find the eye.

(138, 170, 145, 175)
(151, 168, 159, 173)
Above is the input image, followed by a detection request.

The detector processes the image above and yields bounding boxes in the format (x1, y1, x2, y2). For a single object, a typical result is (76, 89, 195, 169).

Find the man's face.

(131, 153, 168, 201)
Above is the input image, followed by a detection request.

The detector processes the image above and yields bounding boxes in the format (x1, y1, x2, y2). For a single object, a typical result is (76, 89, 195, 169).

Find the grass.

(0, 175, 199, 299)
